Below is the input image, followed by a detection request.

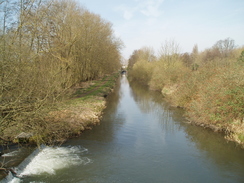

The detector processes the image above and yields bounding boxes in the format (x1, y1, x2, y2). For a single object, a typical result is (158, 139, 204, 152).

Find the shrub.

(149, 59, 189, 91)
(129, 60, 153, 85)
(186, 62, 244, 126)
(128, 41, 244, 146)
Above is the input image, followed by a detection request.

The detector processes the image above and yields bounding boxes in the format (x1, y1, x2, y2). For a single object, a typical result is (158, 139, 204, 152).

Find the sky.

(77, 0, 244, 60)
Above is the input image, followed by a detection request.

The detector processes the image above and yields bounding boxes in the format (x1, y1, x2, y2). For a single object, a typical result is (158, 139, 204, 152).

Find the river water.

(1, 76, 244, 183)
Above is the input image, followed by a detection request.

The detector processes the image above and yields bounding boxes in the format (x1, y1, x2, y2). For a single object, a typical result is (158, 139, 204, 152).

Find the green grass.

(72, 73, 119, 98)
(239, 134, 244, 142)
(0, 73, 119, 146)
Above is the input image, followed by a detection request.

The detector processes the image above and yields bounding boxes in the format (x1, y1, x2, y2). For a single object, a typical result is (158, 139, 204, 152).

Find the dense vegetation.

(0, 0, 123, 143)
(128, 38, 244, 147)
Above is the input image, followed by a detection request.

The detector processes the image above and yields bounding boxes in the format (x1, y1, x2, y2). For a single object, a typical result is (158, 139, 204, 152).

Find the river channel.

(1, 76, 244, 183)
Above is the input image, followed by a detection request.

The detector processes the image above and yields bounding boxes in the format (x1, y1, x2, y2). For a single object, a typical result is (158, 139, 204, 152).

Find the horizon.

(77, 0, 244, 60)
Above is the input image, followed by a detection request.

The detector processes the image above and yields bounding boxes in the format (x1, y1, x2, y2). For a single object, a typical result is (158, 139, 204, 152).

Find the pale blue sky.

(77, 0, 244, 59)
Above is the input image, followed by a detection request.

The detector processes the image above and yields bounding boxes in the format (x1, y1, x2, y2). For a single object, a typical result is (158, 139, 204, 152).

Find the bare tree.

(213, 37, 235, 58)
(191, 44, 198, 61)
(0, 0, 123, 143)
(158, 39, 181, 65)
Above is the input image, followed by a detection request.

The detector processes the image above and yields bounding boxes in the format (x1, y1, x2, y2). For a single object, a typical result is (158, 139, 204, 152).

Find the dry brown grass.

(128, 45, 244, 147)
(44, 97, 106, 143)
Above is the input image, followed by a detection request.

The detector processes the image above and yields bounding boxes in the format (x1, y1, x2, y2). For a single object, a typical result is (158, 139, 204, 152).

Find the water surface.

(2, 76, 244, 183)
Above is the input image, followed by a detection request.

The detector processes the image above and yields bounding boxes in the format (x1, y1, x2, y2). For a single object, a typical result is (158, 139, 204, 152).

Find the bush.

(128, 41, 244, 146)
(149, 60, 189, 91)
(185, 62, 244, 126)
(129, 60, 154, 85)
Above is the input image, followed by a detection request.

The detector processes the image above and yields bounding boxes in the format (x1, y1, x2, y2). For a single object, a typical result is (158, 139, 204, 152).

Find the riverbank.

(129, 65, 244, 148)
(2, 75, 244, 182)
(44, 73, 119, 144)
(0, 73, 119, 146)
(129, 62, 244, 148)
(128, 45, 244, 148)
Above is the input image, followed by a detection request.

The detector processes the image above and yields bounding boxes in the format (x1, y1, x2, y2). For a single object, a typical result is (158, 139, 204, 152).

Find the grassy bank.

(128, 40, 244, 148)
(0, 73, 119, 145)
(0, 0, 122, 146)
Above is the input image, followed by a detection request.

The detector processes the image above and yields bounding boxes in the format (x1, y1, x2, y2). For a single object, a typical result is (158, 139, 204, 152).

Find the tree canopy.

(0, 0, 123, 139)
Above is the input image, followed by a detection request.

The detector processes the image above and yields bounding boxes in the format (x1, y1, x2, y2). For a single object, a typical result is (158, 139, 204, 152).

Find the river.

(1, 76, 244, 183)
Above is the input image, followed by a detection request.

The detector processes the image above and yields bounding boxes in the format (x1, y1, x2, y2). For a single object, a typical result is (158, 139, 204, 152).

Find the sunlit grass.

(128, 46, 244, 147)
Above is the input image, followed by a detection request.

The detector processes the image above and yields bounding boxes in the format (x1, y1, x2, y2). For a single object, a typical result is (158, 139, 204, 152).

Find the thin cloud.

(116, 5, 136, 20)
(116, 0, 164, 20)
(139, 0, 164, 17)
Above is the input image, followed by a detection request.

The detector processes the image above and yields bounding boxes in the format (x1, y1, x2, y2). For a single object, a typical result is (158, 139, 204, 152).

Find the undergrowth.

(128, 42, 244, 147)
(0, 73, 119, 146)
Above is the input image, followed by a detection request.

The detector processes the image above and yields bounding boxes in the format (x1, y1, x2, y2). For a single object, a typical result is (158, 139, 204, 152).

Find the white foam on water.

(2, 150, 20, 157)
(2, 146, 92, 183)
(21, 146, 91, 176)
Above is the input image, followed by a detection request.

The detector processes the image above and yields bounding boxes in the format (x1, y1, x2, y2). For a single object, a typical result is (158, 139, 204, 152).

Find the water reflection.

(128, 77, 244, 182)
(129, 79, 184, 134)
(4, 76, 243, 183)
(70, 77, 123, 143)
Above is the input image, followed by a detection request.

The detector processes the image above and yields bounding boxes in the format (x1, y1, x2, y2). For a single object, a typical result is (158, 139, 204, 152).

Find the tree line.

(128, 38, 244, 147)
(0, 0, 123, 142)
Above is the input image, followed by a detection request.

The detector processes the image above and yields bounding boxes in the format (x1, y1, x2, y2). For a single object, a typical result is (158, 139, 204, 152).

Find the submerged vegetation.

(0, 0, 123, 145)
(128, 38, 244, 147)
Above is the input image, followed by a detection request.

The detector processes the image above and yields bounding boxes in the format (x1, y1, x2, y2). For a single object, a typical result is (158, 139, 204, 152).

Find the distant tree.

(202, 47, 221, 62)
(128, 50, 140, 69)
(128, 47, 156, 70)
(138, 47, 156, 62)
(181, 52, 192, 67)
(213, 37, 235, 58)
(158, 39, 181, 65)
(191, 44, 198, 61)
(190, 44, 200, 70)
